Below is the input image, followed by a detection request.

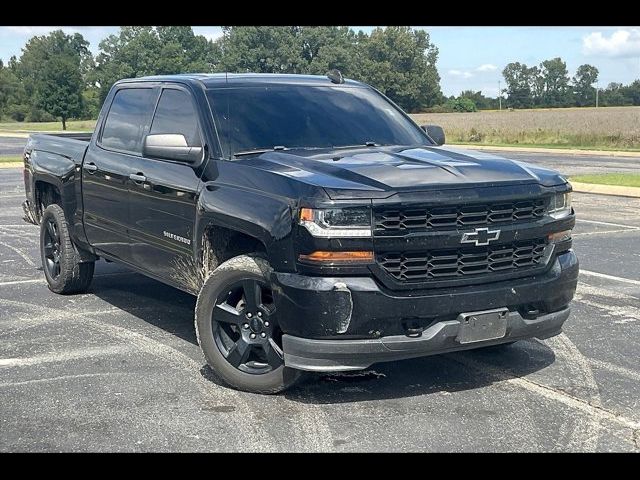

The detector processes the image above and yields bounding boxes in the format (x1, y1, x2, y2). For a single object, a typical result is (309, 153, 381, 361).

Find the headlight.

(549, 191, 572, 219)
(299, 207, 371, 237)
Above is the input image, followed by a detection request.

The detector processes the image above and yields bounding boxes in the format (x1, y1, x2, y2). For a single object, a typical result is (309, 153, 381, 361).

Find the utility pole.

(595, 86, 599, 108)
(498, 80, 502, 111)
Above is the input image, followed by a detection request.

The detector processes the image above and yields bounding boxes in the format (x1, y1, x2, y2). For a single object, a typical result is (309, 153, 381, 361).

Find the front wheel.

(195, 255, 303, 394)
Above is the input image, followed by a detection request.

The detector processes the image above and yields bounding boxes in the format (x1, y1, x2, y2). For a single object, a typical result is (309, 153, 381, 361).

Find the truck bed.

(27, 132, 92, 164)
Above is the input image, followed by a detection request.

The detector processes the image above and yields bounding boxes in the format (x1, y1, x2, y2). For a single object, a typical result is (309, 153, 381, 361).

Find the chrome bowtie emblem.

(461, 227, 501, 246)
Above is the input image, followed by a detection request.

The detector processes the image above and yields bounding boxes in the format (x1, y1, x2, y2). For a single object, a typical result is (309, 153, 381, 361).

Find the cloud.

(476, 63, 497, 72)
(583, 29, 640, 57)
(448, 69, 474, 78)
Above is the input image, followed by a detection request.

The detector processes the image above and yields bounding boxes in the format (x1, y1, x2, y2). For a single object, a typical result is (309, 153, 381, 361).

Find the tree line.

(0, 26, 443, 128)
(436, 59, 640, 113)
(500, 58, 640, 110)
(1, 26, 639, 129)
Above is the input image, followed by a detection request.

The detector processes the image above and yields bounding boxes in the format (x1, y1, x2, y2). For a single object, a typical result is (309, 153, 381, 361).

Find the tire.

(195, 254, 303, 394)
(40, 204, 95, 294)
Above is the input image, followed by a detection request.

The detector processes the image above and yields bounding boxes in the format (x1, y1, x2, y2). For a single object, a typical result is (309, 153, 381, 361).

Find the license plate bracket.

(456, 308, 509, 344)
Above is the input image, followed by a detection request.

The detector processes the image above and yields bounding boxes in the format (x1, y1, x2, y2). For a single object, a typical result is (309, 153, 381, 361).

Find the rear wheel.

(195, 255, 302, 394)
(40, 204, 94, 294)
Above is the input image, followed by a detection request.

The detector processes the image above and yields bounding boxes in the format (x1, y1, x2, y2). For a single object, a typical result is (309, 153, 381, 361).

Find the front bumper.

(272, 249, 578, 371)
(283, 307, 569, 371)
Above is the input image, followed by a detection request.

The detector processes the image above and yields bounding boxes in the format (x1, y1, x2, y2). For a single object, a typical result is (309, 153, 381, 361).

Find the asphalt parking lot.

(0, 136, 28, 156)
(1, 151, 640, 452)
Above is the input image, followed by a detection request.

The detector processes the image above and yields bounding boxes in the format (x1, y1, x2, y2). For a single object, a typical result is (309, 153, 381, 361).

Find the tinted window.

(207, 86, 429, 157)
(150, 89, 201, 146)
(101, 88, 156, 154)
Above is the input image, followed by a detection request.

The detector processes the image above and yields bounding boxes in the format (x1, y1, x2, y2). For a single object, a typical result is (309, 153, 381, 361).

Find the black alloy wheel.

(211, 279, 284, 374)
(42, 217, 62, 280)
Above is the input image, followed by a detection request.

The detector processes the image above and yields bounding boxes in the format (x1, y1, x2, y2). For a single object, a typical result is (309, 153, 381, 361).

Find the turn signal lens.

(299, 251, 374, 264)
(300, 208, 315, 222)
(548, 230, 572, 243)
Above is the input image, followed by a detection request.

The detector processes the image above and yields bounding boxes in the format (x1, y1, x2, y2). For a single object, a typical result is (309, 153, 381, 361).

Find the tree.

(446, 97, 477, 112)
(218, 26, 442, 112)
(624, 79, 640, 105)
(572, 64, 599, 107)
(95, 26, 220, 102)
(538, 57, 570, 107)
(15, 30, 89, 128)
(219, 26, 303, 74)
(502, 62, 534, 108)
(601, 82, 633, 106)
(459, 90, 497, 110)
(356, 27, 442, 112)
(36, 55, 84, 130)
(0, 60, 9, 118)
(298, 27, 359, 76)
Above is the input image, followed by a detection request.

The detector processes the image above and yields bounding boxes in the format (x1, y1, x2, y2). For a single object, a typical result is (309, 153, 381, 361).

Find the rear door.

(82, 85, 158, 262)
(126, 85, 206, 284)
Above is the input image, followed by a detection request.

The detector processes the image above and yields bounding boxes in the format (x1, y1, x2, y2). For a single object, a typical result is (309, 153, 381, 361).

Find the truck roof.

(116, 73, 365, 88)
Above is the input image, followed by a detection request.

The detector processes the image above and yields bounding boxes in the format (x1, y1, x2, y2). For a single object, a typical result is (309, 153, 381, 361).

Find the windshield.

(206, 85, 431, 157)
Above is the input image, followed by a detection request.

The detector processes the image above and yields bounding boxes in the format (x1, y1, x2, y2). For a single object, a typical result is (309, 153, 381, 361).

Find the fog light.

(548, 230, 572, 243)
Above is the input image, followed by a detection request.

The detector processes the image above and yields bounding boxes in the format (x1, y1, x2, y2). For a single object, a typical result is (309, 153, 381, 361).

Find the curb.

(0, 132, 29, 138)
(571, 181, 640, 198)
(448, 144, 640, 158)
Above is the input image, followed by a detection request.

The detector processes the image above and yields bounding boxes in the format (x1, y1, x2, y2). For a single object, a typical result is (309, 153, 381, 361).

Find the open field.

(572, 173, 640, 188)
(410, 106, 640, 151)
(0, 120, 95, 135)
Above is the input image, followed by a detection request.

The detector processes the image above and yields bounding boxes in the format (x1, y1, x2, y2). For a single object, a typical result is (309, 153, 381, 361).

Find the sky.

(1, 26, 639, 97)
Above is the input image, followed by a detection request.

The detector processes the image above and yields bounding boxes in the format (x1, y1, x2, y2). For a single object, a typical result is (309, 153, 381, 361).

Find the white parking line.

(0, 344, 131, 368)
(578, 219, 640, 230)
(0, 241, 36, 266)
(589, 358, 640, 382)
(0, 279, 43, 286)
(572, 229, 638, 237)
(580, 270, 640, 286)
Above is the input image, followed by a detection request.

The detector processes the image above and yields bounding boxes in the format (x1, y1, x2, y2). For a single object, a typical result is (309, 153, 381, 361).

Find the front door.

(127, 86, 205, 286)
(82, 86, 158, 262)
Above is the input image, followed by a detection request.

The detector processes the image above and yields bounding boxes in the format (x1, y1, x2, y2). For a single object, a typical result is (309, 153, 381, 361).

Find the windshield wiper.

(233, 146, 287, 157)
(233, 142, 399, 157)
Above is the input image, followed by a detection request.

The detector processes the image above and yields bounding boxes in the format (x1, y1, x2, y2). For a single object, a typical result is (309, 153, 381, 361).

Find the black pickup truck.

(22, 73, 578, 393)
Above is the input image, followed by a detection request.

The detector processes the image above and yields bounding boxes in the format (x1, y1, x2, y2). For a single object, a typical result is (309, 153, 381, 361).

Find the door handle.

(129, 173, 147, 183)
(83, 162, 98, 173)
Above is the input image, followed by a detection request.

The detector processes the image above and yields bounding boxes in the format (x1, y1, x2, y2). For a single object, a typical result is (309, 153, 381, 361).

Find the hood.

(243, 145, 568, 199)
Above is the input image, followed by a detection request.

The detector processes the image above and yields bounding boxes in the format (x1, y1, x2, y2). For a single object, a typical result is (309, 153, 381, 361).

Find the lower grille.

(377, 238, 548, 282)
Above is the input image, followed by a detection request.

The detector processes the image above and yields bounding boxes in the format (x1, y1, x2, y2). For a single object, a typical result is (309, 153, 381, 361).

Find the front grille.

(375, 199, 547, 234)
(377, 239, 548, 282)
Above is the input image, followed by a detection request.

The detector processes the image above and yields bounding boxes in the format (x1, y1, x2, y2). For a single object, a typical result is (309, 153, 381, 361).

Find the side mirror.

(143, 134, 203, 163)
(421, 125, 445, 146)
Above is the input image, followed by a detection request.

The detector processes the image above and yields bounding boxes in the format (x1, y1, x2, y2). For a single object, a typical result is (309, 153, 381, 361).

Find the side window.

(101, 88, 156, 154)
(150, 89, 202, 147)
